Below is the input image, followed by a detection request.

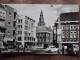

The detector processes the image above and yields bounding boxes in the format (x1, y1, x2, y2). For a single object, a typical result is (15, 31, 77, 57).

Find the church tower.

(38, 10, 45, 26)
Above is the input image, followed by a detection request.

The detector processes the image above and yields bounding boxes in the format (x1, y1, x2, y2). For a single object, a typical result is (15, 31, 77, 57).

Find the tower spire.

(38, 10, 45, 26)
(40, 10, 43, 16)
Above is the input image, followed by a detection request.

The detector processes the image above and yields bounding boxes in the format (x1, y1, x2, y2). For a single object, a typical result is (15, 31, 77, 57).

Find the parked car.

(44, 46, 59, 54)
(31, 46, 47, 54)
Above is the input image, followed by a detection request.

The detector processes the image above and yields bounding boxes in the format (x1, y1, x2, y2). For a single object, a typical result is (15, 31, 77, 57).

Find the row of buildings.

(0, 4, 79, 54)
(0, 4, 36, 51)
(0, 4, 53, 51)
(16, 9, 53, 50)
(0, 4, 17, 50)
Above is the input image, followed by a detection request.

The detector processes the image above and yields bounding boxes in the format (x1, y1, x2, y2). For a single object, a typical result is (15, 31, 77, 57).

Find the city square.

(0, 4, 79, 55)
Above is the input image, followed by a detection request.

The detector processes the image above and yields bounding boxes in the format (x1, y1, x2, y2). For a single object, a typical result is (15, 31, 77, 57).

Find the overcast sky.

(7, 4, 79, 27)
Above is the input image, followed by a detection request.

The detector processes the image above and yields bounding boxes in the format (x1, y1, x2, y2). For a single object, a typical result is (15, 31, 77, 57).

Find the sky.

(7, 4, 79, 27)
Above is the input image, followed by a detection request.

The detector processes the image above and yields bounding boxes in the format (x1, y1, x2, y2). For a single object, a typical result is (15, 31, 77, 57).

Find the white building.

(16, 15, 36, 49)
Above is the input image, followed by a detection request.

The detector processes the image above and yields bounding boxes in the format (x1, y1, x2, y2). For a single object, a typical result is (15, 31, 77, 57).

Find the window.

(13, 30, 15, 36)
(18, 25, 20, 28)
(62, 31, 65, 34)
(8, 22, 10, 24)
(18, 37, 22, 41)
(0, 29, 5, 33)
(71, 32, 72, 33)
(70, 39, 73, 42)
(71, 26, 73, 28)
(25, 20, 28, 24)
(24, 37, 27, 40)
(18, 19, 20, 23)
(3, 16, 5, 19)
(0, 42, 3, 47)
(70, 25, 73, 30)
(31, 23, 33, 27)
(9, 12, 11, 16)
(29, 33, 30, 36)
(21, 25, 22, 28)
(21, 19, 22, 23)
(34, 38, 35, 41)
(3, 12, 5, 15)
(18, 25, 22, 29)
(74, 26, 76, 28)
(18, 31, 22, 34)
(66, 39, 69, 42)
(8, 31, 10, 34)
(62, 25, 65, 30)
(74, 32, 76, 33)
(30, 37, 31, 41)
(25, 26, 28, 30)
(24, 31, 28, 36)
(28, 37, 29, 40)
(18, 19, 22, 23)
(13, 21, 16, 27)
(74, 39, 77, 42)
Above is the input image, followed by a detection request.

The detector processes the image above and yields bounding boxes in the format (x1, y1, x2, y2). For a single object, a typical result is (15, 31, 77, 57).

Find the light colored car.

(44, 46, 59, 54)
(31, 46, 46, 53)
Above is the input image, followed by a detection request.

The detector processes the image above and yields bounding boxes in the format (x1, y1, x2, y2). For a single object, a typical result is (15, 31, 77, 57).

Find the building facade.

(0, 4, 17, 50)
(16, 15, 36, 49)
(0, 4, 6, 49)
(36, 10, 53, 48)
(55, 12, 79, 54)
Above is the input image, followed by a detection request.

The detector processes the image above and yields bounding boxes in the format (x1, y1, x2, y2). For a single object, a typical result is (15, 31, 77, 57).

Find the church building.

(36, 10, 53, 48)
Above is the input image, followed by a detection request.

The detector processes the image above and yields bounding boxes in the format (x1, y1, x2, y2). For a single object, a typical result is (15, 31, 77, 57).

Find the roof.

(60, 12, 79, 21)
(25, 16, 35, 22)
(36, 26, 53, 33)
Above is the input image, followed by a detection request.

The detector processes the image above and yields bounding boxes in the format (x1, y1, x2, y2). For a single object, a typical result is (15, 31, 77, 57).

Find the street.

(0, 52, 79, 60)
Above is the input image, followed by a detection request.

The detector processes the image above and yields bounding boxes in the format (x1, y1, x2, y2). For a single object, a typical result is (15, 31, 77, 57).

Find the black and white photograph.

(0, 4, 79, 55)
